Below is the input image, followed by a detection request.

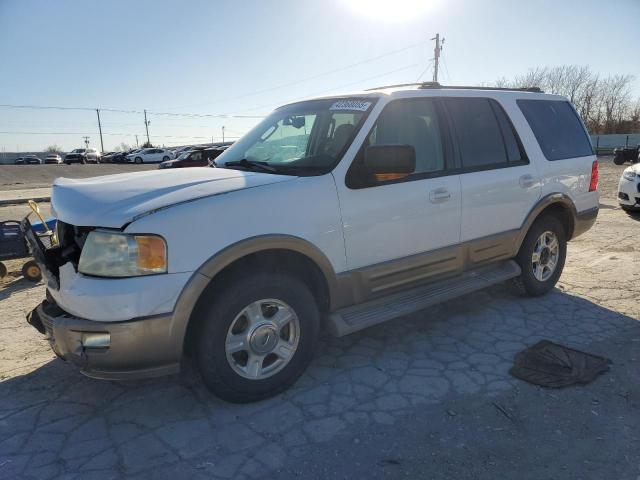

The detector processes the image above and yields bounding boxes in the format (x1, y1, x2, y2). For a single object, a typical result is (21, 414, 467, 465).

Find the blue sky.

(1, 0, 639, 152)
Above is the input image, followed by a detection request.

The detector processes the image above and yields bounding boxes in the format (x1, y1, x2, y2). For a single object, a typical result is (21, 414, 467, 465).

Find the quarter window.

(517, 99, 593, 161)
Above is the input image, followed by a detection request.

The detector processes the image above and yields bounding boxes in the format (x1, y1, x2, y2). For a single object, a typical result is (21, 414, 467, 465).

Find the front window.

(215, 97, 376, 175)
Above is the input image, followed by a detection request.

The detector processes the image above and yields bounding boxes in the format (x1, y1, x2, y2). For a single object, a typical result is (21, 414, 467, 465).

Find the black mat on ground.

(509, 340, 610, 388)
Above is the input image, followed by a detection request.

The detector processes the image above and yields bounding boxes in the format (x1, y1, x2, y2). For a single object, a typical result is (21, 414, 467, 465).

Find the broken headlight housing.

(78, 231, 167, 277)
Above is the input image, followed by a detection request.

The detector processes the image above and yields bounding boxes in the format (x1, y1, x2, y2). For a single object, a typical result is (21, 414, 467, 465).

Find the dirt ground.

(0, 157, 639, 479)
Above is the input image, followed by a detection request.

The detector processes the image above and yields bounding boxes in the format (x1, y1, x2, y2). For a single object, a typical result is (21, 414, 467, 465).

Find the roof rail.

(366, 82, 544, 94)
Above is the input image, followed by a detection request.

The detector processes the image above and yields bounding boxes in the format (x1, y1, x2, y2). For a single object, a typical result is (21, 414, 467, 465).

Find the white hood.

(51, 167, 295, 228)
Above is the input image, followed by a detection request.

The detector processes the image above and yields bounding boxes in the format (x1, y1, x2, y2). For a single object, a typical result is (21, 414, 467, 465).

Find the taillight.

(589, 160, 598, 192)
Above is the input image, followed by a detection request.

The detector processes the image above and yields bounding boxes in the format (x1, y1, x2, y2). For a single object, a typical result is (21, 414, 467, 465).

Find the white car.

(45, 154, 63, 164)
(126, 148, 173, 164)
(25, 83, 598, 403)
(618, 163, 640, 211)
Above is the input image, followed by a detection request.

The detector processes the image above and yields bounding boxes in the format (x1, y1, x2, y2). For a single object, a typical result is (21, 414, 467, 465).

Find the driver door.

(335, 97, 462, 294)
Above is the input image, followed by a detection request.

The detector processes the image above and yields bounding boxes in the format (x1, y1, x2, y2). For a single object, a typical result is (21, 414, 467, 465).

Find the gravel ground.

(0, 156, 639, 479)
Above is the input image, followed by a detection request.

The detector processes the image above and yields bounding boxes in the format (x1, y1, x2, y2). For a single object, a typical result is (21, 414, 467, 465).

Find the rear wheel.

(512, 215, 566, 296)
(163, 156, 170, 162)
(0, 262, 7, 279)
(135, 157, 143, 164)
(22, 260, 42, 282)
(195, 272, 320, 403)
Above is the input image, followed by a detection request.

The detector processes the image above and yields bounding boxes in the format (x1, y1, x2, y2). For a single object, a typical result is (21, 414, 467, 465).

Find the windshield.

(215, 97, 375, 175)
(177, 151, 192, 160)
(72, 149, 85, 153)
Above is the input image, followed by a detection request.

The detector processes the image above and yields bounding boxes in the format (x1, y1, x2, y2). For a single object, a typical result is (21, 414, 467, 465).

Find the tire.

(613, 154, 625, 165)
(0, 262, 7, 279)
(22, 260, 42, 283)
(511, 215, 566, 297)
(135, 157, 143, 164)
(195, 272, 320, 403)
(163, 156, 170, 162)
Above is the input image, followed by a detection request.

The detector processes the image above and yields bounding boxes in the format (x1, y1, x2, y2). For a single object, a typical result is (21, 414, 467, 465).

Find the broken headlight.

(78, 231, 167, 277)
(622, 170, 636, 181)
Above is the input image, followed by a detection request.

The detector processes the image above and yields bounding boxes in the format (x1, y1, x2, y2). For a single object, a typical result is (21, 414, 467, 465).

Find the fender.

(514, 193, 586, 253)
(168, 234, 341, 351)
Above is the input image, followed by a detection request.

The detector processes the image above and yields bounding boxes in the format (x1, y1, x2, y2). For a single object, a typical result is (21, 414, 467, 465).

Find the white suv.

(618, 163, 640, 211)
(25, 83, 599, 402)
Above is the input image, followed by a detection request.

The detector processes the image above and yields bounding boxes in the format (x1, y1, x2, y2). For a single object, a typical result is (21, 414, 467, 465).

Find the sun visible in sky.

(341, 0, 439, 22)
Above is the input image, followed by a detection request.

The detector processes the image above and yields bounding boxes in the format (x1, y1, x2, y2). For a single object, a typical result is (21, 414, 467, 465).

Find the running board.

(327, 260, 521, 337)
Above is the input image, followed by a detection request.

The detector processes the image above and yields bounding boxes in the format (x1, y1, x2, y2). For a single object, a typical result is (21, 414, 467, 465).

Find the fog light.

(81, 333, 110, 349)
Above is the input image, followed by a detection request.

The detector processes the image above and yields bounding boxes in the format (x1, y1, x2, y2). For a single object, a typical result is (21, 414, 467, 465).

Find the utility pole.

(144, 109, 151, 146)
(431, 33, 444, 83)
(82, 136, 90, 148)
(222, 126, 225, 143)
(135, 135, 139, 147)
(96, 109, 104, 153)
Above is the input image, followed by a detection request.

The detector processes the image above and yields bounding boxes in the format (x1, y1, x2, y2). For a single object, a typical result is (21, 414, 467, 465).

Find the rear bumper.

(572, 206, 598, 239)
(28, 299, 182, 380)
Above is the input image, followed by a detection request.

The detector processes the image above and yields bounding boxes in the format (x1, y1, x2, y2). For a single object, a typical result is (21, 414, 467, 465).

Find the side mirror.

(364, 145, 416, 181)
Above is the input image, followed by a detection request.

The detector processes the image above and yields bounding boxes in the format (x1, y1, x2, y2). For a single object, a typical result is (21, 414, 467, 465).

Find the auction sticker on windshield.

(330, 99, 372, 111)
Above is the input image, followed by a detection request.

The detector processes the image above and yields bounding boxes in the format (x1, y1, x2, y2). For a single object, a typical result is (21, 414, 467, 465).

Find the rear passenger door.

(443, 97, 540, 244)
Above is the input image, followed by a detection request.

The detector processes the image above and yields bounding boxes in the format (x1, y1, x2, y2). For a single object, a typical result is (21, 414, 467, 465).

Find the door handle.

(429, 187, 451, 203)
(519, 174, 535, 189)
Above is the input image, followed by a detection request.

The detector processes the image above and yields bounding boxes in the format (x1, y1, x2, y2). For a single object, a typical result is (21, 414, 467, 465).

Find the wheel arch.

(515, 193, 577, 254)
(170, 235, 340, 355)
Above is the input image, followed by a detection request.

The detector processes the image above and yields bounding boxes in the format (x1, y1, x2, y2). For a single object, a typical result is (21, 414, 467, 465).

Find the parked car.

(14, 157, 25, 165)
(21, 155, 43, 164)
(613, 145, 639, 165)
(64, 148, 101, 164)
(126, 148, 173, 163)
(44, 154, 63, 164)
(159, 146, 229, 169)
(618, 163, 640, 211)
(100, 151, 128, 163)
(24, 84, 598, 403)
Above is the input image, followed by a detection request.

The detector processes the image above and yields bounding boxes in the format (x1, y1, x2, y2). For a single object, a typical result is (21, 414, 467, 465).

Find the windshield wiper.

(223, 158, 278, 173)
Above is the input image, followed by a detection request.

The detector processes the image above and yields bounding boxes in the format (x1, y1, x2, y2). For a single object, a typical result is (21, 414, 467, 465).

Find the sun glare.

(341, 0, 438, 22)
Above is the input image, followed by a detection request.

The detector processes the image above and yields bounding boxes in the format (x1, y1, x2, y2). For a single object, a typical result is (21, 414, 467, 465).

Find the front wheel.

(135, 157, 143, 164)
(512, 215, 567, 297)
(195, 272, 320, 403)
(162, 156, 170, 162)
(0, 262, 7, 279)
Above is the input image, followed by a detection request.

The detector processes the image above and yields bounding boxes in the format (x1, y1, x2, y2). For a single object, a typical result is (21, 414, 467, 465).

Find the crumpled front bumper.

(27, 298, 182, 380)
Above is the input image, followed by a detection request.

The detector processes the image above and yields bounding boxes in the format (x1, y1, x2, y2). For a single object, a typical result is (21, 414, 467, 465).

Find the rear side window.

(445, 98, 511, 169)
(517, 100, 593, 160)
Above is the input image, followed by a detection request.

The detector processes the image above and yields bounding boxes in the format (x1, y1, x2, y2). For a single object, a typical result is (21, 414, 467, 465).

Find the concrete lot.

(0, 158, 639, 479)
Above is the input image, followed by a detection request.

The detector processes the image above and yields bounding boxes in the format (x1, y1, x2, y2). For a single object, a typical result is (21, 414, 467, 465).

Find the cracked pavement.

(1, 157, 639, 479)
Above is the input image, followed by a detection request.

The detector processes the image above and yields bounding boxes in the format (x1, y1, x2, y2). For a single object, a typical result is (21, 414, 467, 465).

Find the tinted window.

(517, 100, 593, 160)
(491, 101, 525, 162)
(445, 98, 507, 168)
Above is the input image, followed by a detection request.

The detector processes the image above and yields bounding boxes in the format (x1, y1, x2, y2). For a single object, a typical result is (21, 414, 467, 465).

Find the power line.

(162, 39, 429, 110)
(228, 63, 420, 115)
(0, 104, 264, 119)
(0, 131, 215, 139)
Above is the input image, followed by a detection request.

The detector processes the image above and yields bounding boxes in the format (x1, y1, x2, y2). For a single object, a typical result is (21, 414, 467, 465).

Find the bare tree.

(491, 65, 638, 134)
(45, 144, 62, 153)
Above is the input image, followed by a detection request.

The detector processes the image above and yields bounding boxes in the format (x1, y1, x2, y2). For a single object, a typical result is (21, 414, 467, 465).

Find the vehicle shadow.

(0, 276, 40, 301)
(0, 287, 639, 478)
